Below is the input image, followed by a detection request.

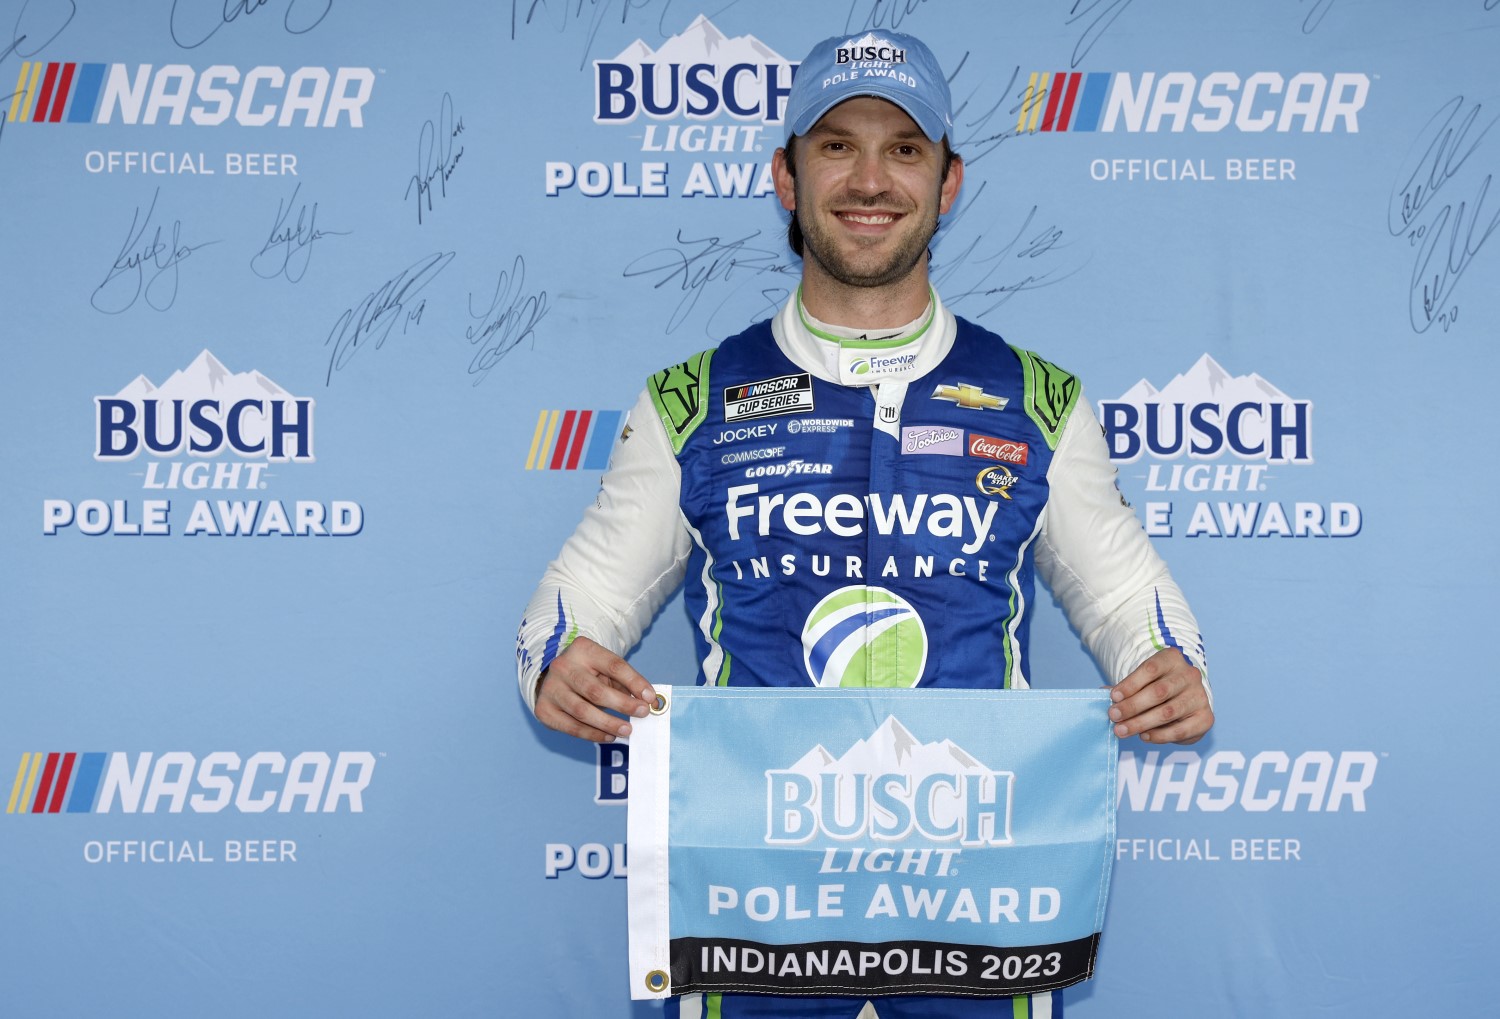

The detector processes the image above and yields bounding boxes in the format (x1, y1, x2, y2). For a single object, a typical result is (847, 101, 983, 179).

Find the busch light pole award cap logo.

(784, 31, 954, 143)
(802, 585, 928, 688)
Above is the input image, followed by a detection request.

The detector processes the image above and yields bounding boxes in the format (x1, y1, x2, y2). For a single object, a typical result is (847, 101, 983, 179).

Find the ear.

(772, 147, 797, 212)
(938, 153, 964, 215)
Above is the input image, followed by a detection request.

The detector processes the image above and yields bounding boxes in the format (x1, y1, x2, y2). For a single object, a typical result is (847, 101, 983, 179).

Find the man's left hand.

(1109, 649, 1213, 745)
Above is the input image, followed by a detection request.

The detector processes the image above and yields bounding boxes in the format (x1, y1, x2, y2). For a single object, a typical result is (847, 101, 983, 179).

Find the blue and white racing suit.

(517, 291, 1207, 1019)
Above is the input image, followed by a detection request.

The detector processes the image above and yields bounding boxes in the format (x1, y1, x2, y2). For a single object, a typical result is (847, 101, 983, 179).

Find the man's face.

(774, 96, 962, 291)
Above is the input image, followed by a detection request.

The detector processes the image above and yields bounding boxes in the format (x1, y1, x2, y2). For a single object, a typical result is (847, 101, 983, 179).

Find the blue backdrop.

(3, 1, 1496, 1015)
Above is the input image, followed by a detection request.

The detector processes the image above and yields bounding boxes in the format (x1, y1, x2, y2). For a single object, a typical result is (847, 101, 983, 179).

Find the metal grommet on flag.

(650, 690, 669, 714)
(644, 970, 669, 994)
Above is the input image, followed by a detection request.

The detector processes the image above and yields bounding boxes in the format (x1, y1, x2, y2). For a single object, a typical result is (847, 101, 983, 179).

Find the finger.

(562, 638, 657, 714)
(1111, 649, 1177, 701)
(535, 695, 625, 743)
(1134, 706, 1215, 746)
(593, 653, 657, 711)
(538, 674, 638, 741)
(1112, 683, 1209, 739)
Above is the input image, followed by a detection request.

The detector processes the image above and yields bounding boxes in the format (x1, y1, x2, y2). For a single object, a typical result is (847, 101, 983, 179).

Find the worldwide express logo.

(6, 61, 374, 127)
(549, 15, 792, 198)
(1015, 71, 1369, 134)
(1096, 354, 1360, 539)
(44, 350, 361, 538)
(7, 750, 375, 814)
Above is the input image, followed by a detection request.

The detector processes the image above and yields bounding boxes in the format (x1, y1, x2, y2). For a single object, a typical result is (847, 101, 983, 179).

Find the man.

(517, 29, 1213, 1019)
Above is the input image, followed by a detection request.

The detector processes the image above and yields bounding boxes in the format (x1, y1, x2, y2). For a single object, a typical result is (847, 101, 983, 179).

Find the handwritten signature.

(250, 183, 350, 283)
(324, 252, 455, 384)
(623, 228, 794, 334)
(3, 0, 74, 65)
(1299, 0, 1336, 32)
(509, 0, 662, 71)
(1063, 0, 1135, 67)
(465, 256, 551, 385)
(406, 92, 465, 226)
(169, 0, 332, 50)
(1388, 96, 1500, 334)
(2, 0, 76, 148)
(947, 56, 1024, 166)
(931, 182, 1086, 319)
(91, 188, 219, 314)
(842, 0, 938, 33)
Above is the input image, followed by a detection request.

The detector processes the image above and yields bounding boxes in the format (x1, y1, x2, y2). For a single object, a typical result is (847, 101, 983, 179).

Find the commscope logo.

(7, 751, 376, 814)
(6, 61, 374, 127)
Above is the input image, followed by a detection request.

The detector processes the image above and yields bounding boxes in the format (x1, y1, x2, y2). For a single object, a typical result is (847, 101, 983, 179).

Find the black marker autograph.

(465, 256, 551, 385)
(250, 183, 350, 283)
(406, 92, 465, 226)
(91, 188, 220, 315)
(623, 228, 794, 334)
(510, 0, 662, 71)
(932, 183, 1086, 319)
(2, 0, 76, 149)
(1064, 0, 1135, 67)
(842, 0, 938, 33)
(324, 252, 455, 384)
(169, 0, 332, 50)
(1388, 97, 1500, 334)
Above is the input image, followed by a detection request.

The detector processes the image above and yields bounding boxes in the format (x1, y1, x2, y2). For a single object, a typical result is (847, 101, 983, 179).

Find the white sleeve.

(514, 388, 693, 712)
(1035, 391, 1210, 698)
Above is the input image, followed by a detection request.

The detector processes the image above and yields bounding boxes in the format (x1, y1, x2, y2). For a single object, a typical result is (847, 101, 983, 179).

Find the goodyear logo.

(7, 751, 376, 814)
(525, 409, 624, 470)
(6, 62, 374, 127)
(1016, 71, 1369, 134)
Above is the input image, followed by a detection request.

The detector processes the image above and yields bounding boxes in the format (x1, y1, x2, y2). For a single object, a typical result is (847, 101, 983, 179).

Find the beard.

(795, 186, 941, 290)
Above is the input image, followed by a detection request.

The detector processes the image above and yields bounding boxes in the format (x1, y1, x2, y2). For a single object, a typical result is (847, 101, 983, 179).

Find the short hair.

(780, 134, 960, 257)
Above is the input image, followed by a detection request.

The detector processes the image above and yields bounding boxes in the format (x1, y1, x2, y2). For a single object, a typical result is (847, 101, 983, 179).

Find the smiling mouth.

(836, 211, 902, 226)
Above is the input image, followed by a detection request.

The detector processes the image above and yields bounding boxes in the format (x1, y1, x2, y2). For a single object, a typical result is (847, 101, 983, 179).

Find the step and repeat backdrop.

(2, 1, 1495, 1015)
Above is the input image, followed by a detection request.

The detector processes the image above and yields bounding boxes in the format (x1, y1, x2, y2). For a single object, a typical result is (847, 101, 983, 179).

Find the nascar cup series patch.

(627, 686, 1118, 1000)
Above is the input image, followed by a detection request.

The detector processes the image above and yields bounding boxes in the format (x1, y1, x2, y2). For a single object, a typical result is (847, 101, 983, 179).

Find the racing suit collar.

(776, 287, 957, 387)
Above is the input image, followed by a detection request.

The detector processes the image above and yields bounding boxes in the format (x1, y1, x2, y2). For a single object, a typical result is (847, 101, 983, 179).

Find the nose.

(848, 148, 893, 197)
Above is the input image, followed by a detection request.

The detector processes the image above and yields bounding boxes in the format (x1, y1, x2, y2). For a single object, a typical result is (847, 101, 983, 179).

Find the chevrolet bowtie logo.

(932, 383, 1008, 410)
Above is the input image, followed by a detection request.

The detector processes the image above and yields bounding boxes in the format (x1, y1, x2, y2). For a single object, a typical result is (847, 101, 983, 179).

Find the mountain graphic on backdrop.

(113, 350, 292, 402)
(1110, 353, 1294, 407)
(607, 15, 787, 66)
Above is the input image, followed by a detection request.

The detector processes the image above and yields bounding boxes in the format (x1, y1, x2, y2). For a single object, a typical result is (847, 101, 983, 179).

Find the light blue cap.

(784, 31, 954, 143)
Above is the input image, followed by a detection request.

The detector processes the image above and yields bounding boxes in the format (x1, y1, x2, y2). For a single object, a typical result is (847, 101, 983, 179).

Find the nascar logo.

(525, 410, 624, 470)
(7, 751, 375, 814)
(1016, 71, 1369, 134)
(6, 62, 374, 127)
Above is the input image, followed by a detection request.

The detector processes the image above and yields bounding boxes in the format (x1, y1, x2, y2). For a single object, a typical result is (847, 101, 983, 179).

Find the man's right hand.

(534, 636, 658, 743)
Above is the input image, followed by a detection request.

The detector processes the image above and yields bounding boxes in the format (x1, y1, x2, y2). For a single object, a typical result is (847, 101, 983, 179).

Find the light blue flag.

(628, 686, 1118, 1000)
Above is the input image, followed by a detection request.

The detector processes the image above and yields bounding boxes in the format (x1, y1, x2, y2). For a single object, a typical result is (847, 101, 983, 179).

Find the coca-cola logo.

(969, 434, 1029, 465)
